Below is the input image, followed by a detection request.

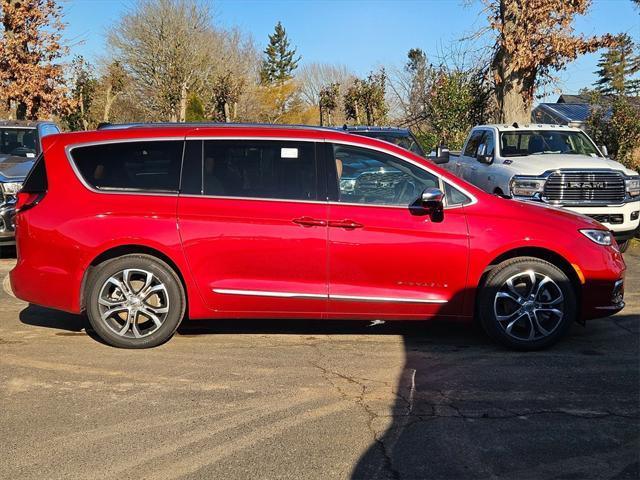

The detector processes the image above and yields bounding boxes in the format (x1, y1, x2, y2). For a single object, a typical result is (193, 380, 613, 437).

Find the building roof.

(536, 103, 592, 123)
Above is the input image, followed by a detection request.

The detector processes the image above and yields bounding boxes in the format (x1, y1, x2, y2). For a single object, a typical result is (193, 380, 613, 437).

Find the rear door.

(177, 138, 328, 317)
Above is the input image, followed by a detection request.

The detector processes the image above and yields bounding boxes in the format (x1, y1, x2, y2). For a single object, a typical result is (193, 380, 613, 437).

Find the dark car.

(0, 120, 60, 245)
(340, 126, 426, 157)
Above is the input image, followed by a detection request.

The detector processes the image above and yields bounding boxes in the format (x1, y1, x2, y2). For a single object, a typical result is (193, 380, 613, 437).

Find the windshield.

(500, 130, 600, 157)
(356, 132, 425, 156)
(0, 127, 38, 157)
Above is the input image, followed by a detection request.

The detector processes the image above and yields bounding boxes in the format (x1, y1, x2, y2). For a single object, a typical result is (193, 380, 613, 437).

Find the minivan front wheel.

(478, 257, 577, 350)
(86, 254, 185, 348)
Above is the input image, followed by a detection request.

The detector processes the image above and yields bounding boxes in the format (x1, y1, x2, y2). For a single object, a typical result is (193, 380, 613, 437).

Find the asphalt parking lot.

(0, 244, 638, 480)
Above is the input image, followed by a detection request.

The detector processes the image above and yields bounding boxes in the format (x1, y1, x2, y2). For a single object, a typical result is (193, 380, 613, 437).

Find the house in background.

(532, 94, 593, 128)
(533, 94, 640, 129)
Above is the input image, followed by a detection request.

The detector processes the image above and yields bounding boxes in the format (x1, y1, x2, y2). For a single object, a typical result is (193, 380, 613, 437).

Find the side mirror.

(421, 187, 444, 214)
(600, 145, 608, 157)
(433, 145, 450, 164)
(476, 144, 493, 164)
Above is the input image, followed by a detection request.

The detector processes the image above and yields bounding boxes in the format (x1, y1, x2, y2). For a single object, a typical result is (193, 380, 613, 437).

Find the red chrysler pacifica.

(10, 125, 626, 349)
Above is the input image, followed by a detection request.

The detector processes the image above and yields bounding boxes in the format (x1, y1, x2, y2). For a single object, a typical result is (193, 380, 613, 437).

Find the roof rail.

(96, 121, 339, 132)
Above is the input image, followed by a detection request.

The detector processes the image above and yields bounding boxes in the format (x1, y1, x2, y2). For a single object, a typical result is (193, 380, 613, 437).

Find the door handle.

(329, 219, 364, 229)
(292, 216, 327, 227)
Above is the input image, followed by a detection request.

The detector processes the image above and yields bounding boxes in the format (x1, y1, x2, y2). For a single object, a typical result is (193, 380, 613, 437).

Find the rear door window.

(201, 140, 318, 201)
(70, 140, 184, 192)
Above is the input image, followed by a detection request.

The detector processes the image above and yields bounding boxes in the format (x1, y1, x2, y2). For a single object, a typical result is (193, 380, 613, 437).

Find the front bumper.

(564, 202, 640, 237)
(0, 199, 16, 245)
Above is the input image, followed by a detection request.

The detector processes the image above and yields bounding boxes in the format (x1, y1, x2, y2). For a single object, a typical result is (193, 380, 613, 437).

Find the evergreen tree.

(259, 22, 300, 85)
(594, 33, 640, 95)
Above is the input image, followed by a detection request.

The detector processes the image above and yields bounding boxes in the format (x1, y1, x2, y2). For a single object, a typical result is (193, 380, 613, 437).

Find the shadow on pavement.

(19, 304, 86, 332)
(0, 245, 16, 259)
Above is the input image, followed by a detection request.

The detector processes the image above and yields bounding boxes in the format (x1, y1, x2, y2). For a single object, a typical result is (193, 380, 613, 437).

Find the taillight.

(15, 192, 44, 212)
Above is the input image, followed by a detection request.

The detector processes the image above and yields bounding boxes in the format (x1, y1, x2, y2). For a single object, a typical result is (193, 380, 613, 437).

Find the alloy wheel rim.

(98, 269, 170, 339)
(493, 270, 564, 342)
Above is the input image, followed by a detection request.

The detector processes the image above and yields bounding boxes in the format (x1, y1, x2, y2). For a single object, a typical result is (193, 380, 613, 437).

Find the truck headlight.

(510, 176, 545, 197)
(0, 182, 23, 195)
(626, 177, 640, 197)
(580, 229, 613, 246)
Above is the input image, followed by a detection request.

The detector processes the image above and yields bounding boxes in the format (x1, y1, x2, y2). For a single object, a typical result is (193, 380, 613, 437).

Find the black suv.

(340, 126, 426, 157)
(0, 120, 60, 245)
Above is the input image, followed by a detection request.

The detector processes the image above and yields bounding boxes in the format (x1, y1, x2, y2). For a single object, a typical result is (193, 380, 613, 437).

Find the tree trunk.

(16, 102, 27, 120)
(103, 84, 114, 122)
(178, 82, 188, 123)
(496, 77, 531, 124)
(223, 102, 231, 123)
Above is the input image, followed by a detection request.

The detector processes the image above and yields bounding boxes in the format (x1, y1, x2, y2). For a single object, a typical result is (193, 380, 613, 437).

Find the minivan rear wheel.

(478, 257, 576, 350)
(86, 254, 185, 348)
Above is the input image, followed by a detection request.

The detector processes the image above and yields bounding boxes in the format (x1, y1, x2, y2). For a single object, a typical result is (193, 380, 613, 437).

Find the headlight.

(0, 182, 22, 195)
(626, 177, 640, 197)
(510, 176, 546, 197)
(580, 229, 613, 246)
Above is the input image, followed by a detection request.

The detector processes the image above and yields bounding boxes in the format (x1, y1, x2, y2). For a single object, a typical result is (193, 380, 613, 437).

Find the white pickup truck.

(440, 124, 640, 251)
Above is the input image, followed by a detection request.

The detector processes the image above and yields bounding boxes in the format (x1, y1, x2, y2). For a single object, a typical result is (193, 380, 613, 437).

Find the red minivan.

(10, 125, 626, 349)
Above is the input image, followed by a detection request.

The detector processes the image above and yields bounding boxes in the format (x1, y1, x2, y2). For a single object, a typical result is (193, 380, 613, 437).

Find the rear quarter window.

(70, 140, 184, 192)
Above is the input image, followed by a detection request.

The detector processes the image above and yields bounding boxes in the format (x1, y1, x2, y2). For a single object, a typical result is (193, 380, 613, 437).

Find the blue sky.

(64, 0, 639, 103)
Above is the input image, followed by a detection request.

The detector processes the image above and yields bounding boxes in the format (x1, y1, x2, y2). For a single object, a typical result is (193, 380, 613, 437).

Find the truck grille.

(543, 171, 626, 205)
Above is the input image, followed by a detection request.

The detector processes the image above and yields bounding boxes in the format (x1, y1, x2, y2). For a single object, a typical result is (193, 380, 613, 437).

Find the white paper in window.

(281, 148, 299, 159)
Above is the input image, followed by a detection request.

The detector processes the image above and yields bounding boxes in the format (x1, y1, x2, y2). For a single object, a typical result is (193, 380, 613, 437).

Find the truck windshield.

(500, 130, 600, 157)
(0, 127, 38, 156)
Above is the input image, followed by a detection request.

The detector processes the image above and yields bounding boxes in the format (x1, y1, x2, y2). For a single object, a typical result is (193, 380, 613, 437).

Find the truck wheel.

(86, 254, 186, 348)
(478, 257, 576, 350)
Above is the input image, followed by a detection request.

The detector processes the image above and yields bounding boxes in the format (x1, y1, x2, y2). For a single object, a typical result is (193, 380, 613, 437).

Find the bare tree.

(101, 61, 128, 123)
(298, 63, 353, 106)
(108, 0, 214, 122)
(201, 29, 258, 122)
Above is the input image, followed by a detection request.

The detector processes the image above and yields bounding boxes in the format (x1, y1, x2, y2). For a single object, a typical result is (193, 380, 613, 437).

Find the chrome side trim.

(330, 294, 447, 304)
(213, 288, 326, 300)
(213, 288, 447, 304)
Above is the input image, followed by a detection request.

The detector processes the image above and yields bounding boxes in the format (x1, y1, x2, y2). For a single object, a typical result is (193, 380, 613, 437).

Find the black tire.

(618, 240, 629, 253)
(86, 254, 186, 348)
(478, 256, 577, 350)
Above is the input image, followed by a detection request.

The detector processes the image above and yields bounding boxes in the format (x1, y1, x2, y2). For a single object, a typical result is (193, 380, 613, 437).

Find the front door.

(326, 144, 470, 319)
(178, 139, 328, 317)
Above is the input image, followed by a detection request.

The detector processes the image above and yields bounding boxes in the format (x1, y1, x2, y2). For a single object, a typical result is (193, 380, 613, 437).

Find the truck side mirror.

(476, 144, 493, 164)
(432, 145, 450, 164)
(600, 145, 608, 157)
